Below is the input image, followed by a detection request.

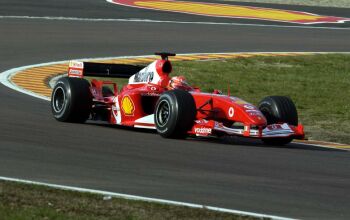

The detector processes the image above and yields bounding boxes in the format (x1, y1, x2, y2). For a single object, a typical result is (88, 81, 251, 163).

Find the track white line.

(0, 176, 296, 220)
(0, 64, 52, 101)
(0, 15, 350, 30)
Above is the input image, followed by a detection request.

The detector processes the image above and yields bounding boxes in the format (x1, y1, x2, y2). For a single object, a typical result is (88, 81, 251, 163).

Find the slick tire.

(51, 77, 92, 123)
(155, 89, 196, 138)
(258, 96, 298, 145)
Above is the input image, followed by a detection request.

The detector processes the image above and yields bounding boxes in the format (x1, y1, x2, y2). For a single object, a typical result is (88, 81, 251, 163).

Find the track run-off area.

(0, 0, 350, 219)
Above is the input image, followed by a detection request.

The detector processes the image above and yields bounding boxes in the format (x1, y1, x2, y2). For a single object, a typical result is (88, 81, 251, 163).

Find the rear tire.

(258, 96, 298, 145)
(51, 77, 92, 123)
(154, 90, 196, 138)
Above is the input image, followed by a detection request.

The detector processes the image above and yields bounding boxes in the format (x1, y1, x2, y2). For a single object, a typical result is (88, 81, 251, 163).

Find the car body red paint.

(63, 53, 304, 142)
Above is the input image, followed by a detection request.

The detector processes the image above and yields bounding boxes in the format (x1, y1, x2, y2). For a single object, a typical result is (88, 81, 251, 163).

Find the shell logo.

(121, 96, 135, 115)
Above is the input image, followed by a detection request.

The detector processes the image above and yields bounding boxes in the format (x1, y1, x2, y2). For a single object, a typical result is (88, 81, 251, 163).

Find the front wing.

(190, 120, 305, 139)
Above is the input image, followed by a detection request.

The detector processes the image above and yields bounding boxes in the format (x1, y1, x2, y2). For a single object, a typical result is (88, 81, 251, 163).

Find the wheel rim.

(157, 100, 170, 126)
(53, 86, 66, 113)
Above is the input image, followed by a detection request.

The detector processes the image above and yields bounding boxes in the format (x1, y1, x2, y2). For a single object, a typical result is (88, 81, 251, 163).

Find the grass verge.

(0, 180, 258, 220)
(96, 54, 350, 144)
(176, 54, 350, 144)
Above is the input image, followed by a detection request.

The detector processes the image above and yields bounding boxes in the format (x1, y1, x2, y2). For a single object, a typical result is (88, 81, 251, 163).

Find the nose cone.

(247, 111, 267, 125)
(230, 99, 267, 126)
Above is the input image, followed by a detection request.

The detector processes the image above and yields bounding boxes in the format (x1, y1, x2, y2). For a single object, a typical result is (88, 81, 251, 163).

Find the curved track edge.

(0, 176, 294, 220)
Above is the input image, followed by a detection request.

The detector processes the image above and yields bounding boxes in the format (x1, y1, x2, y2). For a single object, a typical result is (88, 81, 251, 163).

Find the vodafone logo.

(195, 127, 212, 134)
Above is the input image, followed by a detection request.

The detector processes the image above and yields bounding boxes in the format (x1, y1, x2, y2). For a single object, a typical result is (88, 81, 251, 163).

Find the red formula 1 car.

(51, 53, 304, 145)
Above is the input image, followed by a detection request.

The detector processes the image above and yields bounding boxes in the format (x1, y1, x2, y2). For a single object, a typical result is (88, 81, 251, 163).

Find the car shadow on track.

(87, 121, 157, 133)
(87, 121, 346, 152)
(206, 136, 346, 152)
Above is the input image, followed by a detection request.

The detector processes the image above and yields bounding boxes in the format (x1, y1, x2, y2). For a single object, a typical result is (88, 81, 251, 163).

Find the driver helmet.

(168, 76, 192, 91)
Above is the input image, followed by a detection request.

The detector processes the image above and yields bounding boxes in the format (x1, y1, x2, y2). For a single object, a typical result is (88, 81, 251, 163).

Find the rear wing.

(68, 61, 145, 78)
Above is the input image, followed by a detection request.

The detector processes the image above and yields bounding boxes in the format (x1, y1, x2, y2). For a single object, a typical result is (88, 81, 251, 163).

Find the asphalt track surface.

(0, 1, 350, 219)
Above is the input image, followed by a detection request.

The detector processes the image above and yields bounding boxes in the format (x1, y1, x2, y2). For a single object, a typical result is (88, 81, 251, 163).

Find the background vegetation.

(101, 54, 350, 143)
(173, 54, 350, 143)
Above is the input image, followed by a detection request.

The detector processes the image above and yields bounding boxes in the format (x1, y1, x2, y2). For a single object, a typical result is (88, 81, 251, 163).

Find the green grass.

(94, 54, 350, 144)
(175, 54, 350, 144)
(0, 181, 258, 220)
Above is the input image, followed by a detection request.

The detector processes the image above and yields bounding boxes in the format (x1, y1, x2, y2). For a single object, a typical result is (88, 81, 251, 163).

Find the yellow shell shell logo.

(121, 96, 135, 115)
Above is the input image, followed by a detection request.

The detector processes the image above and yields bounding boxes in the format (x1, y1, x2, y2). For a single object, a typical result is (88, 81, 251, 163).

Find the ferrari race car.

(51, 53, 304, 145)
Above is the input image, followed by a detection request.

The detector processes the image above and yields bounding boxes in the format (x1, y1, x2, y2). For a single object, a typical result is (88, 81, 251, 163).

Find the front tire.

(258, 96, 298, 145)
(154, 90, 196, 138)
(51, 77, 92, 123)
